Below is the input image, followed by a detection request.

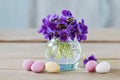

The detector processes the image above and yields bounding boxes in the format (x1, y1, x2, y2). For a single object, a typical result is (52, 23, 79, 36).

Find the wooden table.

(0, 28, 120, 80)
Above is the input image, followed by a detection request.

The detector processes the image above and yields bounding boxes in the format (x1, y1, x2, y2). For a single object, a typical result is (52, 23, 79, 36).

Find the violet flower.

(62, 10, 72, 17)
(59, 30, 68, 42)
(83, 55, 97, 65)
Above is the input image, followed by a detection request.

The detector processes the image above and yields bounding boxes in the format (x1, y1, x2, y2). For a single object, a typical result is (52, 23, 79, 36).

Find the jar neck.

(49, 38, 80, 44)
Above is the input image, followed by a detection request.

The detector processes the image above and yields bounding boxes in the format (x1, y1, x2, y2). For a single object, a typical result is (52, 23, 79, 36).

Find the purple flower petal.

(77, 34, 82, 42)
(88, 55, 97, 61)
(70, 32, 75, 41)
(59, 30, 68, 42)
(62, 10, 68, 16)
(48, 14, 58, 21)
(60, 16, 67, 22)
(62, 10, 72, 17)
(81, 34, 87, 40)
(83, 55, 97, 65)
(67, 10, 72, 17)
(44, 34, 49, 39)
(38, 25, 47, 33)
(48, 22, 57, 31)
(82, 19, 84, 24)
(55, 31, 59, 38)
(48, 32, 54, 40)
(83, 59, 88, 65)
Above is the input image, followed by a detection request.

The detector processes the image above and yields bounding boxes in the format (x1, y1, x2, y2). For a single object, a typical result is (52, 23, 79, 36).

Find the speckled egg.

(85, 60, 98, 72)
(45, 61, 60, 73)
(96, 61, 111, 73)
(23, 59, 34, 71)
(31, 61, 45, 73)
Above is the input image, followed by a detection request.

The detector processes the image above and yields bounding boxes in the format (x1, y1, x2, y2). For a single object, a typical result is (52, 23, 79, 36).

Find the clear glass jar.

(45, 39, 81, 71)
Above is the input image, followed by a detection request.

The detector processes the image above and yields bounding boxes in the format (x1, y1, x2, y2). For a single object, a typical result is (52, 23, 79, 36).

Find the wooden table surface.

(0, 28, 120, 80)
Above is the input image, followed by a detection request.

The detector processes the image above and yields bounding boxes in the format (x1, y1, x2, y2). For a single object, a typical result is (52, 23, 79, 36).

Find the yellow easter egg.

(45, 61, 60, 73)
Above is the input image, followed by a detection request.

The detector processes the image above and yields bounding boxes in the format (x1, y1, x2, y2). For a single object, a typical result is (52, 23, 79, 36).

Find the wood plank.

(0, 69, 119, 80)
(0, 58, 45, 69)
(0, 43, 120, 59)
(0, 58, 120, 70)
(0, 40, 120, 43)
(0, 28, 120, 42)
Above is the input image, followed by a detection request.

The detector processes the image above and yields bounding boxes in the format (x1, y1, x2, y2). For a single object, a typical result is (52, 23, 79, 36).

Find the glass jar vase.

(45, 39, 81, 71)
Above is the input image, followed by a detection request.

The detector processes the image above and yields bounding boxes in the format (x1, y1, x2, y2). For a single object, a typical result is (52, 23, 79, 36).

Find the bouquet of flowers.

(38, 10, 88, 42)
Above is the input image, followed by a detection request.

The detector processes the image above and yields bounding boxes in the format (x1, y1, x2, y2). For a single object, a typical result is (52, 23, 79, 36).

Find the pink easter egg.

(31, 61, 45, 73)
(85, 60, 98, 72)
(23, 59, 34, 71)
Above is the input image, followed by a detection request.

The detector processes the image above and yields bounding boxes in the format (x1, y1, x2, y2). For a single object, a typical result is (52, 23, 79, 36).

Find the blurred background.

(0, 0, 120, 29)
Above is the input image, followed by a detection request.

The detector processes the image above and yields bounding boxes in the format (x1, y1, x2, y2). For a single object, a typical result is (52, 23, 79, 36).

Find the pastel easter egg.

(31, 61, 45, 73)
(96, 61, 111, 73)
(45, 61, 60, 73)
(85, 60, 98, 72)
(23, 59, 34, 71)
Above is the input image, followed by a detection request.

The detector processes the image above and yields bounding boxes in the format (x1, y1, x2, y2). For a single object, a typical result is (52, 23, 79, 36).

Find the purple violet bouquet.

(38, 10, 88, 59)
(38, 10, 88, 42)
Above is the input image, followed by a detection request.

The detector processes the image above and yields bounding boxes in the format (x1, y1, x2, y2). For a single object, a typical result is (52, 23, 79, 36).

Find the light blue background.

(0, 0, 120, 28)
(0, 0, 31, 28)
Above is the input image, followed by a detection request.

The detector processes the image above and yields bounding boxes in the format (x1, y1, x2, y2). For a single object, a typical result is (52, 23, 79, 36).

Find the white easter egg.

(96, 61, 111, 73)
(45, 61, 60, 73)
